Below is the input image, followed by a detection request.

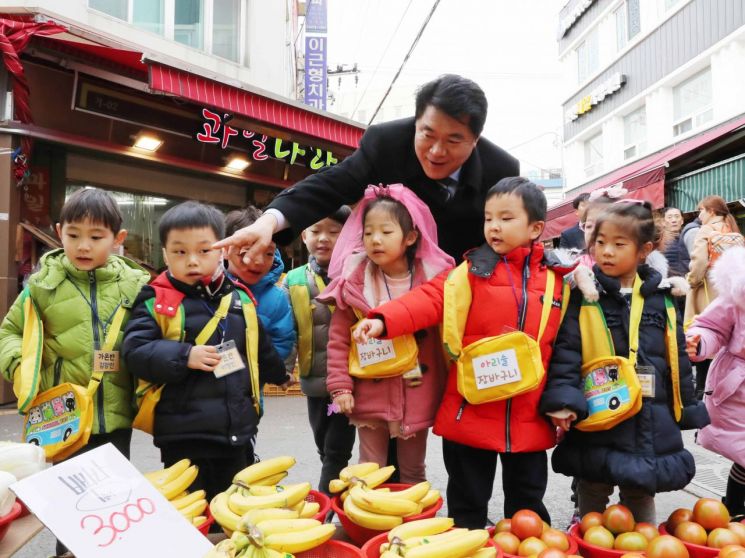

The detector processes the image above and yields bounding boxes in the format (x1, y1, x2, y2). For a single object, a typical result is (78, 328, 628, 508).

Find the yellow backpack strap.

(665, 295, 683, 422)
(442, 262, 472, 361)
(195, 293, 232, 345)
(579, 301, 615, 362)
(237, 290, 261, 415)
(287, 266, 316, 378)
(17, 289, 44, 414)
(86, 305, 128, 397)
(537, 270, 556, 342)
(625, 275, 644, 368)
(559, 280, 571, 324)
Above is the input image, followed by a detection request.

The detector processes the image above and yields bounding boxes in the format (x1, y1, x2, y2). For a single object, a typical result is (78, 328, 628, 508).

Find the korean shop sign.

(565, 73, 627, 123)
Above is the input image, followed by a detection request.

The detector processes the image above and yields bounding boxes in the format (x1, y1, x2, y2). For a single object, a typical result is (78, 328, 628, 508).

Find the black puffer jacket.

(540, 264, 709, 494)
(123, 272, 288, 450)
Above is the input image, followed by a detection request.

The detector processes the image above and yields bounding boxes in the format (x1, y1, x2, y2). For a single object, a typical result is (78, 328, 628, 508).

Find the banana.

(228, 482, 311, 515)
(381, 552, 402, 558)
(251, 472, 288, 486)
(192, 515, 207, 527)
(340, 489, 350, 503)
(143, 458, 191, 486)
(339, 462, 380, 482)
(349, 484, 419, 516)
(404, 528, 489, 558)
(263, 523, 336, 554)
(353, 465, 395, 489)
(254, 518, 321, 536)
(384, 481, 431, 502)
(204, 539, 237, 558)
(343, 491, 403, 530)
(210, 492, 243, 533)
(233, 456, 296, 486)
(238, 507, 299, 528)
(388, 517, 454, 542)
(328, 479, 349, 493)
(469, 547, 498, 558)
(418, 489, 440, 509)
(171, 489, 207, 510)
(173, 490, 188, 500)
(159, 464, 199, 500)
(298, 501, 320, 518)
(402, 527, 468, 547)
(178, 498, 208, 519)
(248, 485, 279, 496)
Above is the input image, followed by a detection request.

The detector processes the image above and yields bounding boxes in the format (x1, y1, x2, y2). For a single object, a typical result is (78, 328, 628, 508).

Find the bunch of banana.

(376, 518, 495, 558)
(329, 463, 441, 531)
(203, 518, 336, 557)
(143, 459, 207, 528)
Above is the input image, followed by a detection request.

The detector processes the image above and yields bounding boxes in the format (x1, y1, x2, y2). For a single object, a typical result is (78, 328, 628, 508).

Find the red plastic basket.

(330, 483, 444, 546)
(489, 525, 579, 557)
(361, 530, 501, 558)
(0, 502, 23, 543)
(307, 490, 332, 522)
(658, 522, 718, 558)
(568, 523, 646, 558)
(196, 506, 215, 536)
(296, 539, 364, 557)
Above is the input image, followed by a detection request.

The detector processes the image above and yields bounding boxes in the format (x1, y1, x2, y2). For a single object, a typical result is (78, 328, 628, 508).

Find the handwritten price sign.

(11, 444, 211, 558)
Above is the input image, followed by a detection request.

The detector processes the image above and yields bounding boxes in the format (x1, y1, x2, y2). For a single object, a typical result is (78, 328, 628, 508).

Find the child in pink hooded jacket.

(320, 184, 453, 484)
(686, 245, 745, 517)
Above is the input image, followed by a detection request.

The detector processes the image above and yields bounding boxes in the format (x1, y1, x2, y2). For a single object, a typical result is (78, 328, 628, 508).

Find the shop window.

(623, 106, 647, 160)
(615, 0, 641, 51)
(175, 0, 205, 50)
(576, 29, 599, 84)
(133, 0, 165, 35)
(673, 68, 713, 136)
(584, 132, 603, 177)
(212, 0, 241, 62)
(89, 0, 128, 20)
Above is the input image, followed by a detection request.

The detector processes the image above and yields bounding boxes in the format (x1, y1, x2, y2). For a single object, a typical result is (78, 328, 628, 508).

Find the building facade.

(547, 0, 745, 237)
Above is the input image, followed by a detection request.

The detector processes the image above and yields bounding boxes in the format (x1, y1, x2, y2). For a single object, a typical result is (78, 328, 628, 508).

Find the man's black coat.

(269, 117, 519, 261)
(559, 223, 585, 251)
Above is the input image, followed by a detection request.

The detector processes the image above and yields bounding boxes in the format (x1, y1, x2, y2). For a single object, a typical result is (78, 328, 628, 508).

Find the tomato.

(620, 554, 647, 558)
(693, 499, 731, 531)
(583, 526, 615, 549)
(615, 532, 650, 551)
(541, 528, 570, 551)
(519, 536, 548, 557)
(496, 519, 513, 533)
(708, 529, 741, 549)
(512, 510, 545, 541)
(603, 504, 636, 535)
(647, 535, 690, 558)
(538, 548, 568, 558)
(667, 509, 694, 534)
(636, 522, 661, 541)
(674, 521, 708, 546)
(721, 551, 745, 558)
(719, 544, 745, 558)
(728, 523, 745, 546)
(494, 531, 521, 554)
(580, 512, 604, 535)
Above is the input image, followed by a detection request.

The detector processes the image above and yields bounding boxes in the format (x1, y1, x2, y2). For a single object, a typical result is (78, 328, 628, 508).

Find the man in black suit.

(558, 193, 590, 251)
(216, 74, 519, 262)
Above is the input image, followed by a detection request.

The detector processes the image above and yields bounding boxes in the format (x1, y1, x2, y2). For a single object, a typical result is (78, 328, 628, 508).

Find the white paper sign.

(10, 444, 213, 558)
(472, 348, 523, 390)
(355, 338, 396, 367)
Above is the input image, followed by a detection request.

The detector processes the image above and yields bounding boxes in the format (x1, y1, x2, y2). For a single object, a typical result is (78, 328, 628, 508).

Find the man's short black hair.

(159, 201, 225, 245)
(415, 74, 487, 137)
(485, 177, 547, 223)
(60, 188, 123, 234)
(572, 192, 590, 210)
(328, 205, 351, 225)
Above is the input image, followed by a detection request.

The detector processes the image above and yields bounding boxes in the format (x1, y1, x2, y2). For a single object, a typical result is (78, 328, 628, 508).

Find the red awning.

(148, 63, 363, 149)
(544, 113, 745, 238)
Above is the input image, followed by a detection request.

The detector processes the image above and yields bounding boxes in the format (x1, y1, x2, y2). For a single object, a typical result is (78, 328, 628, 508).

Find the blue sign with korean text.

(304, 35, 327, 110)
(305, 0, 327, 33)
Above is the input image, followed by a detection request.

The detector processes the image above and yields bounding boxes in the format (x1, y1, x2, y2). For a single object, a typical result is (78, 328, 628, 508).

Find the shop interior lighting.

(133, 132, 163, 151)
(226, 156, 250, 172)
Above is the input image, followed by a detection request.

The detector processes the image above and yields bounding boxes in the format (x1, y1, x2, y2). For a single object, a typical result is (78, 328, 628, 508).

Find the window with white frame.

(615, 0, 641, 51)
(584, 132, 603, 177)
(623, 106, 647, 160)
(576, 28, 599, 84)
(673, 68, 713, 136)
(89, 0, 246, 64)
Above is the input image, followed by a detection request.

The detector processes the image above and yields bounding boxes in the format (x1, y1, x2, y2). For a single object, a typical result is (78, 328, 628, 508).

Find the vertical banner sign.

(304, 35, 327, 110)
(305, 0, 327, 33)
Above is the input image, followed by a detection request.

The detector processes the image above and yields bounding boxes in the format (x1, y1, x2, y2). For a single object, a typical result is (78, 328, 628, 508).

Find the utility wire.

(368, 0, 441, 125)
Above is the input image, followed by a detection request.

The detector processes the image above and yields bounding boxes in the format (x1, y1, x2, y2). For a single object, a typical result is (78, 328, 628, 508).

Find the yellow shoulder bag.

(443, 261, 557, 405)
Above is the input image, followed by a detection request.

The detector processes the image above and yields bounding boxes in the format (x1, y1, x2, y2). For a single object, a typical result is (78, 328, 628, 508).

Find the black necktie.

(436, 177, 457, 202)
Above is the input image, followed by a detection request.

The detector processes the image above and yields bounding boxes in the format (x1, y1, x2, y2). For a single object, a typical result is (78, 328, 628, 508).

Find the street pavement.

(0, 395, 728, 557)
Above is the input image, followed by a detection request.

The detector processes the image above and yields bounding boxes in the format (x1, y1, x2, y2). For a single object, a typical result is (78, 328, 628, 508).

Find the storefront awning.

(544, 113, 745, 238)
(668, 154, 745, 212)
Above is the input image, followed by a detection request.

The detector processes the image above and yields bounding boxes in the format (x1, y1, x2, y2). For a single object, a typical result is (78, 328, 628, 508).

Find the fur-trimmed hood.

(711, 246, 745, 310)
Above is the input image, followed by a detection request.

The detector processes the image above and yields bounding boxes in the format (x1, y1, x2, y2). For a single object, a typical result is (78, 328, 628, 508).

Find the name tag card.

(355, 338, 396, 367)
(213, 340, 245, 378)
(10, 444, 212, 558)
(94, 351, 120, 373)
(636, 366, 656, 398)
(472, 349, 523, 390)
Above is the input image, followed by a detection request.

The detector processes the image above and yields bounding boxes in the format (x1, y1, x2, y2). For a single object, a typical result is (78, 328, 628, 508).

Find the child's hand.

(187, 345, 221, 372)
(280, 374, 298, 390)
(686, 334, 701, 359)
(353, 319, 384, 343)
(547, 408, 577, 432)
(333, 393, 354, 415)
